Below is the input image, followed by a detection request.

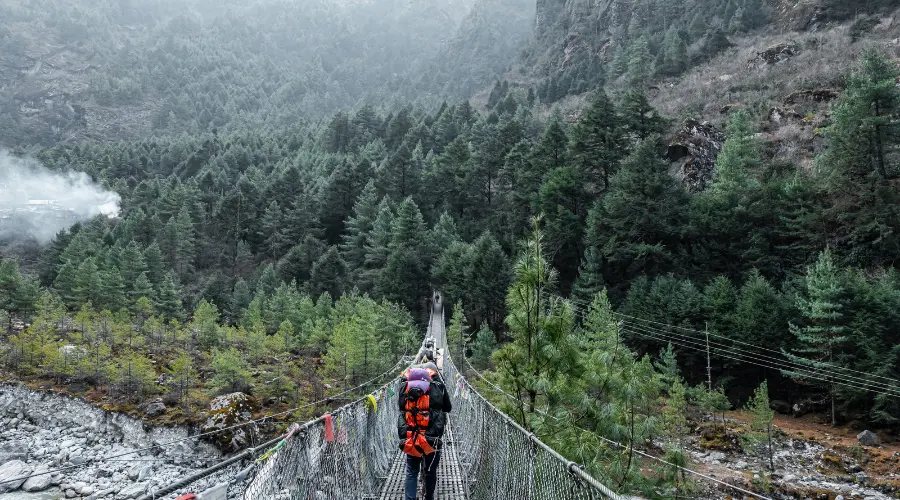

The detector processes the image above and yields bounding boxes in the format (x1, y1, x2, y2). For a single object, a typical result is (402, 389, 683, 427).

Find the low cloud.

(0, 150, 121, 243)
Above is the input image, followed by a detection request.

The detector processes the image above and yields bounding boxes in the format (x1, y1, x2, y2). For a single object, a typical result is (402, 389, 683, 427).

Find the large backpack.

(397, 367, 445, 456)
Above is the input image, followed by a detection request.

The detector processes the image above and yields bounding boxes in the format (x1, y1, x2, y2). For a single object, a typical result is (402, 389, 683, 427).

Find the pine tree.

(340, 180, 379, 272)
(275, 236, 325, 287)
(533, 116, 568, 171)
(208, 348, 252, 394)
(745, 380, 775, 471)
(310, 247, 347, 299)
(447, 302, 467, 364)
(259, 200, 287, 261)
(377, 246, 429, 319)
(156, 272, 184, 320)
(120, 241, 147, 291)
(586, 138, 688, 297)
(432, 241, 473, 309)
(173, 206, 196, 276)
(0, 258, 23, 311)
(568, 91, 627, 193)
(229, 278, 252, 322)
(131, 272, 154, 304)
(74, 257, 102, 306)
(255, 263, 280, 298)
(362, 199, 394, 289)
(99, 267, 127, 312)
(713, 110, 760, 194)
(53, 260, 79, 309)
(538, 166, 589, 292)
(661, 26, 688, 75)
(493, 218, 580, 422)
(470, 325, 497, 370)
(143, 243, 166, 286)
(465, 232, 511, 333)
(572, 247, 605, 308)
(626, 36, 654, 87)
(390, 197, 427, 252)
(431, 211, 461, 251)
(620, 89, 668, 141)
(784, 249, 849, 426)
(165, 352, 195, 414)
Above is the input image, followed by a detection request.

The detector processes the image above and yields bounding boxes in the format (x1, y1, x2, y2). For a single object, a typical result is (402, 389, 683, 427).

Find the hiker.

(398, 361, 452, 500)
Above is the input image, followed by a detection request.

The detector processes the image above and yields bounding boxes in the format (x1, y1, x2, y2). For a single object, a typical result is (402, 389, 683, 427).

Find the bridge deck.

(380, 297, 466, 499)
(378, 424, 467, 500)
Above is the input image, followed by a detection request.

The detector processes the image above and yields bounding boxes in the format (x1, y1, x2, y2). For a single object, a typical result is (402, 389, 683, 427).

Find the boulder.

(201, 393, 260, 453)
(785, 88, 840, 105)
(792, 400, 812, 417)
(770, 399, 793, 415)
(720, 103, 746, 115)
(760, 42, 800, 65)
(0, 460, 33, 493)
(857, 430, 880, 446)
(768, 107, 804, 125)
(117, 482, 148, 499)
(144, 399, 166, 419)
(21, 466, 53, 492)
(667, 120, 725, 192)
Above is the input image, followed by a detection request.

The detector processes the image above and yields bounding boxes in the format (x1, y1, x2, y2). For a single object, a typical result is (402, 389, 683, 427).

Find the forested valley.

(2, 0, 900, 498)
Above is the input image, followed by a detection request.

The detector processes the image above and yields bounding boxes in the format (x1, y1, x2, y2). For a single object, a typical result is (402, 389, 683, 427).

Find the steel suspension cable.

(462, 357, 775, 500)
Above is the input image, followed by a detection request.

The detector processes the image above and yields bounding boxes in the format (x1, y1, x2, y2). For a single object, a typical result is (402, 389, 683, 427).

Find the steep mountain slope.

(514, 0, 897, 105)
(417, 0, 536, 99)
(0, 0, 491, 146)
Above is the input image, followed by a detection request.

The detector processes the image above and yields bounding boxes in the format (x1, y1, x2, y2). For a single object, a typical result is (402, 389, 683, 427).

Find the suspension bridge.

(137, 294, 626, 499)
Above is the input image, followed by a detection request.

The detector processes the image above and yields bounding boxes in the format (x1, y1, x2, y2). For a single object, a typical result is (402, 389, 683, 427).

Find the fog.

(0, 150, 121, 244)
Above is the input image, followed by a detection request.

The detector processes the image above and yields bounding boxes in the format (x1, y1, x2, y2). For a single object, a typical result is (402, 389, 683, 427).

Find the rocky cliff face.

(521, 0, 895, 104)
(0, 384, 226, 498)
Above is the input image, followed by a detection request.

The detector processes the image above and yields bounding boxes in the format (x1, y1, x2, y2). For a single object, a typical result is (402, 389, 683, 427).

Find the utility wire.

(0, 353, 410, 487)
(614, 304, 900, 386)
(543, 293, 900, 398)
(557, 292, 900, 387)
(618, 322, 900, 399)
(558, 295, 900, 399)
(461, 357, 776, 500)
(622, 325, 900, 397)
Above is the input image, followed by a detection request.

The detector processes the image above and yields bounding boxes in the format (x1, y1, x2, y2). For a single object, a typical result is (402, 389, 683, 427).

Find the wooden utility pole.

(705, 322, 712, 392)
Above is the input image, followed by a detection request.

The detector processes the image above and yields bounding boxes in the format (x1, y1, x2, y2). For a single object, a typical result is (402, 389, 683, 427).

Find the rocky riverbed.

(0, 384, 226, 499)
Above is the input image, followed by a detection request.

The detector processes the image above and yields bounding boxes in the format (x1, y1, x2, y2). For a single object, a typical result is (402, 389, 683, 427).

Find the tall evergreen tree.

(572, 247, 605, 308)
(568, 91, 627, 194)
(586, 138, 688, 297)
(620, 89, 667, 141)
(784, 249, 849, 426)
(310, 247, 348, 299)
(340, 180, 379, 272)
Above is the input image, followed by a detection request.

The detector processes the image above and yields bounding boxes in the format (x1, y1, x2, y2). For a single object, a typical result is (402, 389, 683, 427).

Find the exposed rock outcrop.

(201, 392, 260, 453)
(755, 42, 800, 66)
(785, 88, 840, 105)
(667, 120, 725, 192)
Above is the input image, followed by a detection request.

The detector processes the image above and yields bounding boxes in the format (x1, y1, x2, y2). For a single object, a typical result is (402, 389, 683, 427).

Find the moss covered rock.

(201, 392, 260, 453)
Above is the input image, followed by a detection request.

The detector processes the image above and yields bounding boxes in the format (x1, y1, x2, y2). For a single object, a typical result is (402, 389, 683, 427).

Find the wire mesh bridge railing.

(141, 295, 623, 499)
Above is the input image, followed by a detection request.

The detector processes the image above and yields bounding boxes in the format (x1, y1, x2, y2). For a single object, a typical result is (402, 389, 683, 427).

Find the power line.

(461, 357, 775, 500)
(614, 306, 900, 386)
(619, 322, 900, 399)
(0, 353, 410, 487)
(545, 293, 900, 398)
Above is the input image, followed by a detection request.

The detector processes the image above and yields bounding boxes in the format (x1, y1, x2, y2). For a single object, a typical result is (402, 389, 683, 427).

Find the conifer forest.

(2, 0, 900, 498)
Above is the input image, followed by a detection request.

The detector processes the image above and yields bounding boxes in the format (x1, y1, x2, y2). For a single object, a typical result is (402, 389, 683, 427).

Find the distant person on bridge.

(398, 349, 452, 500)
